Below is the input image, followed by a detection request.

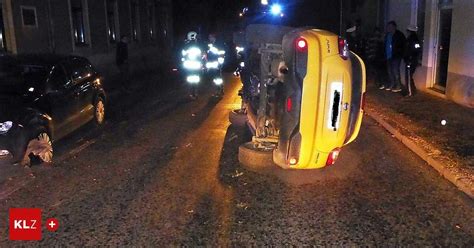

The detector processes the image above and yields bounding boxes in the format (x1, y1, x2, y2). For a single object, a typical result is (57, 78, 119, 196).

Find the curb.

(365, 108, 474, 199)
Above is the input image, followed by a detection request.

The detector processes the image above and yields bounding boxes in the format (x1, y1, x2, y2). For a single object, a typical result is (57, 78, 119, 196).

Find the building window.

(106, 0, 119, 43)
(130, 0, 140, 42)
(21, 6, 38, 27)
(147, 2, 155, 40)
(0, 6, 7, 50)
(71, 0, 89, 45)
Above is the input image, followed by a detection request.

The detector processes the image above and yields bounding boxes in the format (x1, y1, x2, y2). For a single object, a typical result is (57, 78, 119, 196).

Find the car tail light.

(338, 38, 349, 60)
(286, 97, 292, 112)
(326, 148, 341, 166)
(295, 37, 307, 52)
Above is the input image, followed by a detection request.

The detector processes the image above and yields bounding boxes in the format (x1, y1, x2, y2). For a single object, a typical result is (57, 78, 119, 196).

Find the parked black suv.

(0, 54, 106, 165)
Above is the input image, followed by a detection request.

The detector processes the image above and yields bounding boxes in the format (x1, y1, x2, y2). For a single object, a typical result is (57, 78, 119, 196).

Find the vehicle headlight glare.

(0, 121, 13, 134)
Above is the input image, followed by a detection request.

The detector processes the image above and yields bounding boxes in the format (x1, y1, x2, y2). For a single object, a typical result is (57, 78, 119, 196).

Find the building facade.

(0, 0, 173, 84)
(349, 0, 473, 108)
(385, 0, 473, 108)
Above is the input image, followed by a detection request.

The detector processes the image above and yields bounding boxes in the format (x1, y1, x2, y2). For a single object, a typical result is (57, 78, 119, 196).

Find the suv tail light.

(338, 38, 349, 60)
(326, 148, 341, 166)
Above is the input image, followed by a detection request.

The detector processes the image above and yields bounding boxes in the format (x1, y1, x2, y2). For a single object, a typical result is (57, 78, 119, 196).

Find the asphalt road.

(0, 75, 472, 246)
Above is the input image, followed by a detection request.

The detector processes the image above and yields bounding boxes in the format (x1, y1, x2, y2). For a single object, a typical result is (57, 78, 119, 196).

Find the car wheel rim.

(37, 133, 53, 163)
(96, 100, 105, 124)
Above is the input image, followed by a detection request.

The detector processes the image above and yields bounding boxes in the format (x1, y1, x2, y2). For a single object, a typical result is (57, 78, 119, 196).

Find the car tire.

(93, 97, 106, 126)
(238, 142, 275, 170)
(23, 130, 53, 166)
(229, 109, 247, 127)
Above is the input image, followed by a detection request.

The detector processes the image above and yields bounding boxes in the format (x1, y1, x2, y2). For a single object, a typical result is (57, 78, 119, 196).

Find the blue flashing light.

(270, 4, 282, 16)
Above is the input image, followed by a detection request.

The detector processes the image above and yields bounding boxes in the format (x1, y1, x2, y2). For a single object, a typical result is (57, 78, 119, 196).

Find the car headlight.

(0, 121, 13, 134)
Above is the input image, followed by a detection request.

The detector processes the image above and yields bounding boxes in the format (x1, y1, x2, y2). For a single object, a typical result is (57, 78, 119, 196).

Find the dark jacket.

(116, 41, 128, 66)
(385, 30, 406, 60)
(404, 32, 421, 65)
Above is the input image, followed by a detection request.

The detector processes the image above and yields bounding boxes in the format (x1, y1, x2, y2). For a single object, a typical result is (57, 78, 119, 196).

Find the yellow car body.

(273, 29, 366, 169)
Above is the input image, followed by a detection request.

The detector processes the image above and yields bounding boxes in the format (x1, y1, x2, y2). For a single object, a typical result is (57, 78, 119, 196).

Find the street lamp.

(261, 0, 269, 5)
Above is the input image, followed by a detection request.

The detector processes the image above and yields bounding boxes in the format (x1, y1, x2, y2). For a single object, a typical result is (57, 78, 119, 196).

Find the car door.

(67, 57, 96, 127)
(46, 63, 77, 140)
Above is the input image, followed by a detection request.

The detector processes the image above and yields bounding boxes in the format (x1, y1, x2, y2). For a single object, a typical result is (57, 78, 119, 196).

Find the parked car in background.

(0, 54, 106, 165)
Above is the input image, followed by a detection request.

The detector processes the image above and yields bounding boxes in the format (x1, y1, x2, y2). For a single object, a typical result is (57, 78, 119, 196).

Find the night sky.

(172, 0, 342, 43)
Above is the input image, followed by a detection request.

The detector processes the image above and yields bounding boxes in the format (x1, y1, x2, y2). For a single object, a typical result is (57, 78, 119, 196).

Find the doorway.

(434, 0, 453, 90)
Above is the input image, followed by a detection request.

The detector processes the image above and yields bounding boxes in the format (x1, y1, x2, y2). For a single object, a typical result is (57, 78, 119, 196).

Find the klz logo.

(9, 208, 42, 241)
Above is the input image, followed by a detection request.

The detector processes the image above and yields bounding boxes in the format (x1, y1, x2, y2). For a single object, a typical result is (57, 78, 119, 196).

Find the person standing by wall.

(382, 21, 406, 92)
(403, 24, 422, 96)
(116, 35, 130, 93)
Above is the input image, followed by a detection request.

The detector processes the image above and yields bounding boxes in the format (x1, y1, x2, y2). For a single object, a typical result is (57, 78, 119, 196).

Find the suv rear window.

(66, 58, 95, 83)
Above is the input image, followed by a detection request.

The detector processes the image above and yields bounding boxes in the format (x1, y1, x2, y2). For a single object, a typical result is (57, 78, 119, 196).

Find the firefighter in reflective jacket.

(181, 31, 203, 98)
(403, 25, 421, 96)
(206, 33, 226, 96)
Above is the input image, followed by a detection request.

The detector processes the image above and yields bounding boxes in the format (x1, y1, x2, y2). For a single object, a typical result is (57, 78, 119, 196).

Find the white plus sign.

(49, 221, 56, 228)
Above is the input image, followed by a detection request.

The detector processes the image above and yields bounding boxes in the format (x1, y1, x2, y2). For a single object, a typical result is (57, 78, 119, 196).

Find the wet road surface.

(0, 75, 472, 246)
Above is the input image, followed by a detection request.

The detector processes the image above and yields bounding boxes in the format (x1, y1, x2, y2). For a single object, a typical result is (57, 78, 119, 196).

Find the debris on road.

(236, 202, 249, 210)
(230, 170, 244, 178)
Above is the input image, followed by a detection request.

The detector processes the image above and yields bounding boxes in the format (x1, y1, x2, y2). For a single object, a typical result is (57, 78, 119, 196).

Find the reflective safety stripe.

(186, 75, 200, 84)
(206, 61, 219, 69)
(183, 60, 202, 70)
(213, 78, 223, 85)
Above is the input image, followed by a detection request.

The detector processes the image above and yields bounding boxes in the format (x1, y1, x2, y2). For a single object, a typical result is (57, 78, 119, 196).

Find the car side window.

(48, 65, 70, 89)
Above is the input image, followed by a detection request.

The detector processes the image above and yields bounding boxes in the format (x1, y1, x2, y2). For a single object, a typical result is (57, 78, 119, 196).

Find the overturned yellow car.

(231, 25, 366, 169)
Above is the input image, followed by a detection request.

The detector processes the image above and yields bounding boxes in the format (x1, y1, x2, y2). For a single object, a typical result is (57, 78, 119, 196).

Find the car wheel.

(229, 109, 247, 127)
(23, 131, 53, 166)
(238, 141, 275, 171)
(94, 97, 106, 126)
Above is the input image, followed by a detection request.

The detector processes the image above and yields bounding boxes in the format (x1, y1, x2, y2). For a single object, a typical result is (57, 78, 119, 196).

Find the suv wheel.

(94, 97, 106, 125)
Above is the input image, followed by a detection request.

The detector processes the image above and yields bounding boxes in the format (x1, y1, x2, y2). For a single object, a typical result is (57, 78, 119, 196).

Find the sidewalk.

(365, 78, 474, 198)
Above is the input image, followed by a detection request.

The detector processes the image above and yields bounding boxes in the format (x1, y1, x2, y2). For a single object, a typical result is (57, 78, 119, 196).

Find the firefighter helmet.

(187, 31, 198, 41)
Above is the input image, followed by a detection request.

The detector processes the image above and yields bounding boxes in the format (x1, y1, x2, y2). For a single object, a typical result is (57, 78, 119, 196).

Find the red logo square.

(9, 208, 42, 241)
